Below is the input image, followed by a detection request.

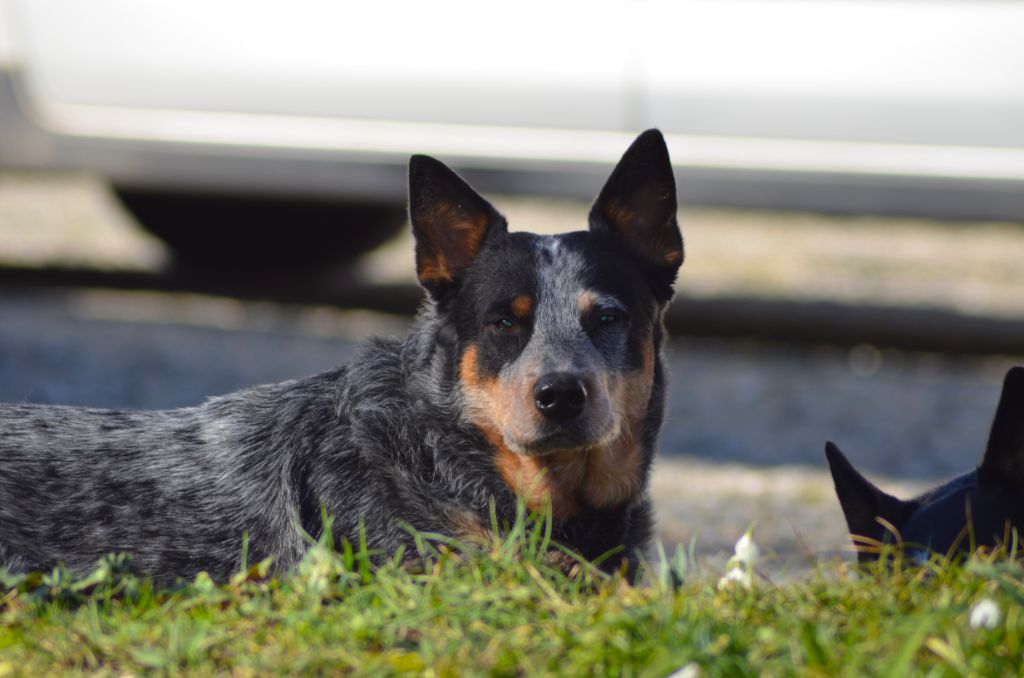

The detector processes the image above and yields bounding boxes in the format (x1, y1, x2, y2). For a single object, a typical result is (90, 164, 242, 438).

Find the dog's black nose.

(534, 373, 587, 420)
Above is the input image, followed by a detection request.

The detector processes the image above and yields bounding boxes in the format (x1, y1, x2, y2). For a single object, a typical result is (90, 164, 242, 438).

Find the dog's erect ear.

(409, 155, 507, 299)
(979, 366, 1024, 488)
(825, 442, 915, 547)
(589, 129, 683, 302)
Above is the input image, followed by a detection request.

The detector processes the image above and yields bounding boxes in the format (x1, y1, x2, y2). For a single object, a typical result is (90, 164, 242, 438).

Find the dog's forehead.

(502, 231, 587, 263)
(512, 231, 631, 291)
(532, 233, 589, 290)
(466, 230, 646, 313)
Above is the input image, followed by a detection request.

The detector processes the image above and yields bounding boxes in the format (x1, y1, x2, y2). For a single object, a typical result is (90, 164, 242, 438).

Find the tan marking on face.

(575, 339, 656, 508)
(474, 401, 584, 519)
(495, 445, 570, 516)
(459, 344, 520, 433)
(496, 421, 649, 514)
(459, 343, 481, 385)
(511, 294, 533, 319)
(576, 438, 644, 508)
(577, 289, 601, 316)
(461, 340, 656, 516)
(459, 344, 545, 453)
(460, 344, 579, 517)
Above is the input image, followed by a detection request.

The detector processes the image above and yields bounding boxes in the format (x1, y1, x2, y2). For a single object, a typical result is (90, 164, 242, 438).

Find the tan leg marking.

(447, 508, 493, 546)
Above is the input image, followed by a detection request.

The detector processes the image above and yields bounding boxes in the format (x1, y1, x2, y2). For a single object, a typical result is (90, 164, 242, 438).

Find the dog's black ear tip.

(824, 442, 854, 477)
(1005, 366, 1024, 389)
(409, 155, 461, 187)
(628, 129, 670, 158)
(408, 154, 441, 176)
(637, 128, 665, 142)
(980, 365, 1024, 484)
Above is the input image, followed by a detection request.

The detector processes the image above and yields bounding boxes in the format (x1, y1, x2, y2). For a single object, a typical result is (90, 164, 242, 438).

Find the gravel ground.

(1, 172, 1022, 568)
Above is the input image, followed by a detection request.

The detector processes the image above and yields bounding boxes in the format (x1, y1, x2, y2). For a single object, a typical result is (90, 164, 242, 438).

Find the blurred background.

(1, 0, 1022, 568)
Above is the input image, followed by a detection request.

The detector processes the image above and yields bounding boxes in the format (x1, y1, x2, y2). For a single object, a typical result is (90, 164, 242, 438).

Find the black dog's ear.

(589, 129, 683, 303)
(408, 155, 507, 299)
(825, 442, 915, 547)
(979, 366, 1024, 488)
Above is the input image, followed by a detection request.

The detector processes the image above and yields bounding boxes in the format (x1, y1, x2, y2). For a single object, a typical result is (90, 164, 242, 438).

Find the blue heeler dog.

(827, 366, 1024, 561)
(0, 130, 684, 582)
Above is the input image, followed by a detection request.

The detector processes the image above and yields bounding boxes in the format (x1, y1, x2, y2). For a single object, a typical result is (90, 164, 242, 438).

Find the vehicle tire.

(114, 189, 407, 271)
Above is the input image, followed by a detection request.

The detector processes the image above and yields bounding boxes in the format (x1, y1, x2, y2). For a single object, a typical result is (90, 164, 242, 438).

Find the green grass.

(2, 512, 1023, 676)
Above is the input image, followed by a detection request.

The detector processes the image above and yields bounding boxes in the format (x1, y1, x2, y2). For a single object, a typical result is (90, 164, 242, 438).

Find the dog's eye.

(493, 317, 517, 334)
(585, 308, 627, 335)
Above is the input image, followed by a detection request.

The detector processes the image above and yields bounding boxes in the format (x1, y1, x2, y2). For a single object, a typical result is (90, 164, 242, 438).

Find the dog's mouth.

(503, 420, 620, 457)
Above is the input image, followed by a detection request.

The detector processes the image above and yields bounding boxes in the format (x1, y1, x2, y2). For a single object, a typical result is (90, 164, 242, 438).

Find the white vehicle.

(2, 1, 1023, 262)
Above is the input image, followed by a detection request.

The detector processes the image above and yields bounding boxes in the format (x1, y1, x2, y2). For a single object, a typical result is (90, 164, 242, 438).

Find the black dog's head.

(406, 130, 682, 514)
(827, 366, 1024, 562)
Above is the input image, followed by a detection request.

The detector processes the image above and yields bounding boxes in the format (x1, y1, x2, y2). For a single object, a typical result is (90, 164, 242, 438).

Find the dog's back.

(0, 369, 348, 579)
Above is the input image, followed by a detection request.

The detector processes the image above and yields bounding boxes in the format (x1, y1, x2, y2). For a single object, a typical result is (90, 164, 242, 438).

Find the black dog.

(827, 366, 1024, 562)
(0, 130, 683, 581)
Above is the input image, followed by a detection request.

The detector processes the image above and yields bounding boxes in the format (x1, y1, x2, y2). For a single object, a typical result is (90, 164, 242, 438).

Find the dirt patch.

(650, 456, 929, 567)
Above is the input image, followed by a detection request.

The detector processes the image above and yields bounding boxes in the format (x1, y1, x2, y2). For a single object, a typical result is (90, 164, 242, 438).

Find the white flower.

(717, 565, 751, 590)
(969, 597, 1001, 630)
(718, 528, 760, 590)
(665, 663, 701, 678)
(733, 532, 760, 566)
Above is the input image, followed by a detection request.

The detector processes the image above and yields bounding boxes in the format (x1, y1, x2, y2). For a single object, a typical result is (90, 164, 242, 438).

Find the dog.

(827, 366, 1024, 562)
(0, 129, 683, 582)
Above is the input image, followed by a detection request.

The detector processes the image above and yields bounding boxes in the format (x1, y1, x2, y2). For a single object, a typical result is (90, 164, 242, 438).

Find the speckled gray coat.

(1, 130, 681, 582)
(0, 319, 537, 581)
